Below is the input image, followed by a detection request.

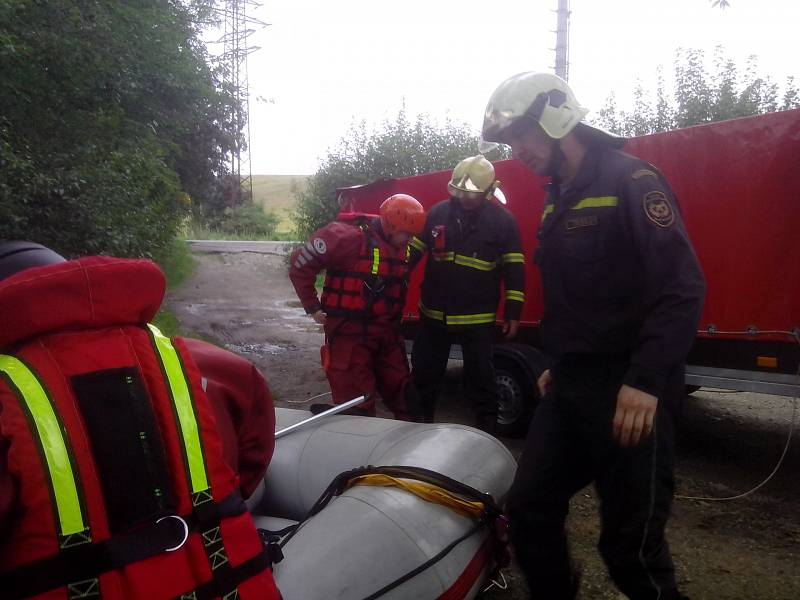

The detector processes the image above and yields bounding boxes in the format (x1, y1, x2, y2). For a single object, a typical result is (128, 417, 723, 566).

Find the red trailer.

(337, 110, 800, 435)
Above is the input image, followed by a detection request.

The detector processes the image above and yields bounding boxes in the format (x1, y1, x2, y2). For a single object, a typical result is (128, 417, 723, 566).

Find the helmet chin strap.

(544, 140, 566, 183)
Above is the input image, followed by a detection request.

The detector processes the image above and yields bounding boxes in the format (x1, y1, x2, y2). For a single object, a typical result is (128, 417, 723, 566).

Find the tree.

(593, 48, 799, 136)
(293, 110, 508, 240)
(0, 0, 240, 258)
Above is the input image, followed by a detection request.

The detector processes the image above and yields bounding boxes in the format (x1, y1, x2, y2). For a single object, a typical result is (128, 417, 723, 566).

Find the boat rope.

(345, 474, 486, 520)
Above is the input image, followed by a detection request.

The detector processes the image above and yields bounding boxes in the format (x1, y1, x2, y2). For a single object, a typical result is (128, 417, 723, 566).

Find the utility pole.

(217, 1, 267, 206)
(554, 0, 570, 81)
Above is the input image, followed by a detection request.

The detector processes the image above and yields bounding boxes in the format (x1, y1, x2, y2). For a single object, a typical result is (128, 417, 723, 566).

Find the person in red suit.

(0, 241, 281, 600)
(289, 194, 425, 420)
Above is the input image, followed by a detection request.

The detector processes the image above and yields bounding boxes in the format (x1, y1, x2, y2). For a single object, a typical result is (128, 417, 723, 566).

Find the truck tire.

(495, 359, 537, 438)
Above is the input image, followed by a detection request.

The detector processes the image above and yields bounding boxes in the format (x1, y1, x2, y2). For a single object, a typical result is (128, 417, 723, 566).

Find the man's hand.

(537, 369, 552, 398)
(613, 384, 657, 447)
(311, 310, 327, 325)
(502, 319, 519, 340)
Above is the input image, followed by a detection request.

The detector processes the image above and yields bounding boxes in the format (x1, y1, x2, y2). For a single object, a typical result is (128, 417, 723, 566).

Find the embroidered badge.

(566, 215, 599, 230)
(312, 237, 327, 254)
(632, 168, 658, 180)
(643, 191, 675, 227)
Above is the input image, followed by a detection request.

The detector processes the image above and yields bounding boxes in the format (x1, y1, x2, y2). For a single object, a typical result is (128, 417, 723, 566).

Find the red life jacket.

(0, 258, 280, 600)
(320, 214, 410, 320)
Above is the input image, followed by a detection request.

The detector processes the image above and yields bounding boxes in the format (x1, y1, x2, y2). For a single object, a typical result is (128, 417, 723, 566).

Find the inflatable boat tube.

(247, 408, 517, 600)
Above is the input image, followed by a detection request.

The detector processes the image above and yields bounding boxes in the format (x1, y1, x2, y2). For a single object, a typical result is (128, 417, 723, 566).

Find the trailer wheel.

(495, 361, 536, 438)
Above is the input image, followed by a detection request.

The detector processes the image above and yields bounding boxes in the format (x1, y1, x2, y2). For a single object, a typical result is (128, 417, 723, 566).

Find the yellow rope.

(346, 474, 485, 520)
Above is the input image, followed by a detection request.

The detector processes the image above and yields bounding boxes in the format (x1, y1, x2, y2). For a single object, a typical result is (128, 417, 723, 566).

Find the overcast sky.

(215, 0, 799, 175)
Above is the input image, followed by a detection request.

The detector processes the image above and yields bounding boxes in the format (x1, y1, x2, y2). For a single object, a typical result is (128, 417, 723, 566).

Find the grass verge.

(153, 239, 196, 337)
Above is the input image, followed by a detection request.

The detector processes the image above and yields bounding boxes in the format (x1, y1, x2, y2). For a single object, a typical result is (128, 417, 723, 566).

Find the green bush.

(294, 110, 509, 240)
(182, 203, 280, 240)
(218, 204, 280, 238)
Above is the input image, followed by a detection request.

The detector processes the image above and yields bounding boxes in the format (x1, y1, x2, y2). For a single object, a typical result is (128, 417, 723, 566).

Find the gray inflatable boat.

(247, 408, 517, 600)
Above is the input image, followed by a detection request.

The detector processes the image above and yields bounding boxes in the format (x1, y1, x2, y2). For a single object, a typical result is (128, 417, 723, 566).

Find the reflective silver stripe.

(294, 255, 308, 268)
(505, 290, 525, 302)
(300, 247, 314, 261)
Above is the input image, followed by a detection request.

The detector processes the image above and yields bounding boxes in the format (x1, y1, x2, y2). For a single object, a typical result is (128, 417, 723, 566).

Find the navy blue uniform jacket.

(536, 144, 706, 397)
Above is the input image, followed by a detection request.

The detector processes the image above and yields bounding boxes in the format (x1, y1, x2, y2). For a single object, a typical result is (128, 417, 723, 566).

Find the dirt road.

(165, 247, 800, 600)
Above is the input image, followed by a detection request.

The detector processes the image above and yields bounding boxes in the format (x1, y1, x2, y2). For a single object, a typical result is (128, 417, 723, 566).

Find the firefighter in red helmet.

(0, 241, 281, 600)
(289, 194, 426, 420)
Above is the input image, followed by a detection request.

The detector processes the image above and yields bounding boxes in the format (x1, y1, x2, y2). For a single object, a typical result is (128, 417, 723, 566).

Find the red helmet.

(379, 194, 425, 236)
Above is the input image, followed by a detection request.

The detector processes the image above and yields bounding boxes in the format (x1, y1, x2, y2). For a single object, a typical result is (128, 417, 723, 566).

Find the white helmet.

(482, 72, 589, 143)
(448, 155, 499, 201)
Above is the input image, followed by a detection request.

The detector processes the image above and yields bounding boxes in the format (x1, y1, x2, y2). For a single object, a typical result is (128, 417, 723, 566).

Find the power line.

(213, 1, 268, 206)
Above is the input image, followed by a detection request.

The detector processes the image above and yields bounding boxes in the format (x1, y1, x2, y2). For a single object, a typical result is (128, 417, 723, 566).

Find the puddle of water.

(186, 303, 208, 315)
(226, 342, 284, 355)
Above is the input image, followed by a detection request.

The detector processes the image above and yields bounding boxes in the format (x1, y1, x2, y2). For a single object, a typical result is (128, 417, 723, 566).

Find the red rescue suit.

(0, 257, 280, 600)
(289, 215, 415, 418)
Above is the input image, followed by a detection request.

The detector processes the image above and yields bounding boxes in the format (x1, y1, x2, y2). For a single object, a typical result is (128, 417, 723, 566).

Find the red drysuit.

(289, 215, 418, 419)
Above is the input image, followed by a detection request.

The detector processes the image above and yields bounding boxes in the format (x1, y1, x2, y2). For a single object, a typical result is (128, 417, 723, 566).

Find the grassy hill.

(250, 174, 309, 237)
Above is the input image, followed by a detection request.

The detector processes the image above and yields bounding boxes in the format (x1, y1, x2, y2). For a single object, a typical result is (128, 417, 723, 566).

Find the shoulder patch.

(643, 191, 675, 227)
(632, 168, 658, 180)
(312, 237, 327, 254)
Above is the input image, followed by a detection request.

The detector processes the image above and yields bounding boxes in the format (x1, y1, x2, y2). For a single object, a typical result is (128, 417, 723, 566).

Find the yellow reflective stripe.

(419, 305, 496, 325)
(505, 290, 525, 302)
(409, 236, 427, 252)
(419, 303, 444, 321)
(501, 252, 525, 264)
(542, 197, 617, 223)
(0, 356, 86, 537)
(445, 312, 496, 325)
(371, 247, 380, 275)
(454, 254, 496, 271)
(432, 251, 455, 262)
(572, 196, 618, 210)
(148, 324, 209, 494)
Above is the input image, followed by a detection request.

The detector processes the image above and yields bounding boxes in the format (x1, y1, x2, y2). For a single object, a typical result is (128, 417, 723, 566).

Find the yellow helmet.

(482, 72, 588, 143)
(448, 155, 498, 201)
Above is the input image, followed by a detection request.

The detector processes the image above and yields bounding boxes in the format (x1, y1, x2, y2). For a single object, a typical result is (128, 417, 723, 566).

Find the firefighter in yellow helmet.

(289, 194, 426, 420)
(485, 72, 704, 600)
(408, 155, 525, 434)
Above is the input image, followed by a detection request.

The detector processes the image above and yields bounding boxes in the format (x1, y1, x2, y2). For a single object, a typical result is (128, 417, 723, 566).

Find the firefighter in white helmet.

(484, 72, 704, 600)
(408, 155, 525, 434)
